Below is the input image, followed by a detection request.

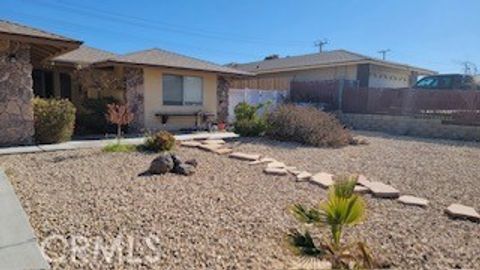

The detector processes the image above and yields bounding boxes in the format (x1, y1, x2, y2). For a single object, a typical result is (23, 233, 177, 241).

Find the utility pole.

(314, 39, 328, 53)
(378, 49, 391, 60)
(461, 61, 478, 75)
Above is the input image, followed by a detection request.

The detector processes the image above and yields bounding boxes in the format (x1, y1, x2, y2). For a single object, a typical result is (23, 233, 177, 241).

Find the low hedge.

(33, 98, 76, 144)
(266, 104, 352, 147)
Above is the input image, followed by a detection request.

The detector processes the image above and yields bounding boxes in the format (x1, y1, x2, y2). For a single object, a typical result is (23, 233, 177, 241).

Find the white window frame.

(162, 74, 203, 106)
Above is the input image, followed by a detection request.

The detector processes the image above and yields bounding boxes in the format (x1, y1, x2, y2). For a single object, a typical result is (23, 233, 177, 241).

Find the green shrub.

(102, 143, 137, 153)
(75, 97, 118, 135)
(143, 131, 176, 152)
(33, 98, 76, 144)
(233, 102, 268, 137)
(234, 119, 267, 137)
(266, 104, 352, 147)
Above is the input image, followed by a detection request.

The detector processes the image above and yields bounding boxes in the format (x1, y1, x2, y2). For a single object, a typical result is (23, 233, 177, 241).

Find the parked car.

(414, 74, 480, 90)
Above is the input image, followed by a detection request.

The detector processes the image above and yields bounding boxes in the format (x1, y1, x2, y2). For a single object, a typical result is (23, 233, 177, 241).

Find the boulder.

(148, 153, 174, 174)
(170, 153, 182, 167)
(173, 163, 196, 176)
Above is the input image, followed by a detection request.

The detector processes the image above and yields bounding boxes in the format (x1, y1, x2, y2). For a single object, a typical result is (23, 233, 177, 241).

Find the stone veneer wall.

(124, 67, 145, 132)
(0, 41, 34, 146)
(217, 76, 230, 123)
(340, 113, 480, 141)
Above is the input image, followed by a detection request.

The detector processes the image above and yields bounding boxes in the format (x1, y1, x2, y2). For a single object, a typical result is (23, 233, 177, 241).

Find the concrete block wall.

(340, 113, 480, 141)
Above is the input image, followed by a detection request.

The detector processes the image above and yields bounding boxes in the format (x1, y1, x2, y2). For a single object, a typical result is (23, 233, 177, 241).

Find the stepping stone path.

(445, 204, 480, 221)
(266, 161, 286, 169)
(356, 175, 399, 198)
(201, 139, 226, 145)
(229, 152, 261, 161)
(197, 144, 222, 152)
(180, 141, 202, 147)
(264, 167, 288, 175)
(296, 171, 312, 181)
(363, 181, 400, 198)
(398, 195, 429, 207)
(248, 157, 276, 165)
(354, 185, 370, 194)
(213, 148, 233, 155)
(310, 172, 334, 188)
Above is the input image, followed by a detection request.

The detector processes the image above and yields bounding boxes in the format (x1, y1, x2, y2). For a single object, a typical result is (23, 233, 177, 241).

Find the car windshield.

(416, 77, 439, 88)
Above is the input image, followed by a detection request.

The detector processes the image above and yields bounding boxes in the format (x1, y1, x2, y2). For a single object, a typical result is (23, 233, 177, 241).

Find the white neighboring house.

(230, 50, 436, 88)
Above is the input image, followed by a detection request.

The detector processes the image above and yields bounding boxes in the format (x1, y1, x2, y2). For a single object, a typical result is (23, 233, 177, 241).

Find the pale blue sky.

(1, 0, 479, 73)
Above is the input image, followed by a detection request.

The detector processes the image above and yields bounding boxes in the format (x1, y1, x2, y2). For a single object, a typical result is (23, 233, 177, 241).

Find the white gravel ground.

(0, 131, 479, 269)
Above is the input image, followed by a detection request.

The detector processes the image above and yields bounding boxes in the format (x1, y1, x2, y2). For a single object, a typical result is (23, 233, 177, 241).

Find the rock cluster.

(148, 152, 196, 176)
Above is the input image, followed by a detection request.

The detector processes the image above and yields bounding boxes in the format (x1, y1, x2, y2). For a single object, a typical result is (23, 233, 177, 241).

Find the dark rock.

(174, 163, 196, 176)
(148, 153, 174, 174)
(171, 154, 182, 167)
(185, 159, 198, 168)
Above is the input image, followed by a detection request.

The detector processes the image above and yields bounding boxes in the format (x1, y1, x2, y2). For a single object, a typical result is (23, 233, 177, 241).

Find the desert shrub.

(233, 102, 268, 137)
(102, 143, 137, 153)
(266, 104, 352, 147)
(287, 175, 376, 269)
(75, 97, 118, 135)
(143, 131, 176, 152)
(33, 98, 76, 144)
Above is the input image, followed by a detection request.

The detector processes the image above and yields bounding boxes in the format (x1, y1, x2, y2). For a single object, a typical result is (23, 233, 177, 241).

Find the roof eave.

(92, 60, 253, 77)
(241, 60, 436, 76)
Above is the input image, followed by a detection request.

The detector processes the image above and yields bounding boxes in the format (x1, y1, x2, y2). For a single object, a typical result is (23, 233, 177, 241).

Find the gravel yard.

(1, 132, 479, 269)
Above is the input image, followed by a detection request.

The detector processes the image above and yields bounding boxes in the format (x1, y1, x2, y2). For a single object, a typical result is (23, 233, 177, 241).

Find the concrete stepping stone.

(264, 167, 288, 175)
(201, 139, 226, 145)
(198, 144, 222, 152)
(213, 148, 233, 155)
(285, 167, 301, 175)
(357, 174, 371, 186)
(296, 171, 312, 181)
(445, 204, 480, 221)
(364, 181, 400, 198)
(248, 157, 276, 165)
(398, 195, 429, 207)
(229, 152, 261, 161)
(266, 161, 286, 169)
(180, 141, 202, 147)
(310, 172, 334, 188)
(354, 185, 370, 194)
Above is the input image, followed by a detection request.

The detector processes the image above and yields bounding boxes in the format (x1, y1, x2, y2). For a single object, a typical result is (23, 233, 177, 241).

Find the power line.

(21, 0, 310, 48)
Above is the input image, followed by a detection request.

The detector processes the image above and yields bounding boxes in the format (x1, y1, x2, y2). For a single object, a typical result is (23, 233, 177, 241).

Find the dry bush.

(33, 98, 76, 144)
(143, 131, 176, 152)
(106, 103, 134, 140)
(266, 104, 352, 147)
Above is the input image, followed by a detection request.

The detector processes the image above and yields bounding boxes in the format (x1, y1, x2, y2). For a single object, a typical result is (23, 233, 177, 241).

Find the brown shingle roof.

(95, 48, 251, 76)
(232, 49, 435, 75)
(0, 19, 80, 44)
(52, 45, 117, 65)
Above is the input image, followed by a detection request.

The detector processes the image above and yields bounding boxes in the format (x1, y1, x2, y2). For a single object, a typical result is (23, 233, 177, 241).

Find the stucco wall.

(143, 67, 218, 131)
(368, 64, 411, 88)
(256, 65, 357, 82)
(340, 113, 480, 141)
(0, 41, 34, 146)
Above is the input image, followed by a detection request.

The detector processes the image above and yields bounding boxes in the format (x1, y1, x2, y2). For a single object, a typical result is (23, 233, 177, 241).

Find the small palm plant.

(287, 175, 375, 269)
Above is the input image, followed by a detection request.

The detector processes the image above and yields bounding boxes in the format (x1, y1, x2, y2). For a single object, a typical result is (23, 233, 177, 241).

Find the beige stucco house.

(231, 50, 436, 88)
(0, 20, 249, 146)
